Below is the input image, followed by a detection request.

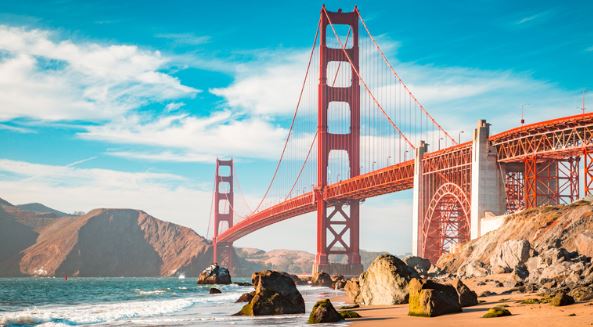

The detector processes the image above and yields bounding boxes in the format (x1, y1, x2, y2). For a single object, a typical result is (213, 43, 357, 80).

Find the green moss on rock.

(339, 310, 362, 319)
(482, 306, 512, 318)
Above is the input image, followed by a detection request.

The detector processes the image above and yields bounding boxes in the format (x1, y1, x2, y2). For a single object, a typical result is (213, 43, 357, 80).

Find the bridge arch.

(421, 182, 470, 263)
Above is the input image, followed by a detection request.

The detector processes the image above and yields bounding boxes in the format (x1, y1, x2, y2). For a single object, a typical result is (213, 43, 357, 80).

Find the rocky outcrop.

(311, 271, 332, 287)
(403, 256, 431, 275)
(307, 299, 343, 324)
(525, 247, 590, 289)
(489, 240, 532, 274)
(235, 270, 305, 316)
(197, 264, 231, 285)
(408, 278, 462, 317)
(209, 287, 221, 294)
(437, 202, 593, 282)
(357, 254, 419, 305)
(574, 231, 593, 258)
(344, 278, 361, 303)
(451, 279, 478, 307)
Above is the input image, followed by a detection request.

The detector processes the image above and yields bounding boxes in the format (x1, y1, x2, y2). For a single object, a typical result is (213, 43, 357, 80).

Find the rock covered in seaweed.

(234, 270, 305, 316)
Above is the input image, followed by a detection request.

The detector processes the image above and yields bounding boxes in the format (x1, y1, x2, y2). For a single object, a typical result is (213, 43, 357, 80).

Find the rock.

(457, 261, 489, 278)
(235, 282, 252, 287)
(514, 263, 529, 280)
(307, 299, 343, 324)
(479, 290, 496, 297)
(197, 264, 231, 285)
(575, 231, 593, 258)
(344, 278, 361, 303)
(311, 271, 333, 288)
(339, 310, 361, 319)
(403, 256, 432, 275)
(408, 278, 462, 317)
(339, 304, 360, 309)
(235, 270, 305, 316)
(482, 306, 512, 318)
(569, 286, 593, 302)
(550, 292, 575, 306)
(330, 275, 346, 289)
(489, 240, 531, 274)
(209, 287, 222, 294)
(358, 254, 419, 305)
(235, 291, 255, 302)
(287, 273, 307, 285)
(451, 279, 478, 307)
(334, 279, 347, 290)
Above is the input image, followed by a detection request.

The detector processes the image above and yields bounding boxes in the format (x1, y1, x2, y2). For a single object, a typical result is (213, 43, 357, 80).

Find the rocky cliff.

(437, 200, 593, 276)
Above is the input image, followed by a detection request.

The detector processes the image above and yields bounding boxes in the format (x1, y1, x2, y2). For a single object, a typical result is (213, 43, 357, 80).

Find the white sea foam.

(0, 291, 244, 326)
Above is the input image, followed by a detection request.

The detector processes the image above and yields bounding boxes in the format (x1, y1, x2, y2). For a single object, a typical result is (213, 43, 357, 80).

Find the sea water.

(0, 277, 345, 326)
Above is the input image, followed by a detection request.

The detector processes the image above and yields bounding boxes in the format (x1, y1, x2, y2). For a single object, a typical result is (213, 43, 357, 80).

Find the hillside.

(0, 197, 388, 277)
(437, 200, 593, 275)
(0, 198, 213, 277)
(16, 202, 70, 218)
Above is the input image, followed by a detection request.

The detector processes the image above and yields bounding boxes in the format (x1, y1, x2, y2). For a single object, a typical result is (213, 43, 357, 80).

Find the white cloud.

(78, 111, 289, 162)
(210, 51, 310, 116)
(0, 25, 198, 122)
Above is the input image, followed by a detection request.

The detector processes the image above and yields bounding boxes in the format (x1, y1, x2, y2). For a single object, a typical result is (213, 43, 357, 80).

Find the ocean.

(0, 277, 345, 326)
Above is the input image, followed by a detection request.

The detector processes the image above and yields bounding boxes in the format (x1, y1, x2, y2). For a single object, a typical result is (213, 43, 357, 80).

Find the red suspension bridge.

(210, 6, 593, 275)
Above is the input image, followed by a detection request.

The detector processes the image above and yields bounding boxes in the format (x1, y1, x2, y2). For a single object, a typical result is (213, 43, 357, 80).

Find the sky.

(0, 0, 591, 255)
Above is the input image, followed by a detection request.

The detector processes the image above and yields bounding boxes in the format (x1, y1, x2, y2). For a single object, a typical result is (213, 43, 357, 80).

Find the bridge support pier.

(212, 159, 234, 272)
(412, 141, 428, 256)
(313, 7, 363, 276)
(470, 120, 505, 239)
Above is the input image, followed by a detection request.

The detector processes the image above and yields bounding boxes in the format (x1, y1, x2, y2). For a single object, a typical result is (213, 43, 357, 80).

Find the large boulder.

(403, 256, 432, 275)
(307, 299, 343, 324)
(408, 278, 462, 317)
(311, 271, 333, 287)
(344, 278, 361, 303)
(358, 254, 419, 305)
(197, 264, 231, 284)
(489, 240, 532, 274)
(235, 270, 305, 316)
(451, 279, 478, 307)
(575, 231, 593, 258)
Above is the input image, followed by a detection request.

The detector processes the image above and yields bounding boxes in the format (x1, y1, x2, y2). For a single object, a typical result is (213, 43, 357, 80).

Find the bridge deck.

(216, 112, 593, 243)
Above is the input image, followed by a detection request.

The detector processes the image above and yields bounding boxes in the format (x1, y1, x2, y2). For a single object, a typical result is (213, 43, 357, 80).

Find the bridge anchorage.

(210, 5, 593, 273)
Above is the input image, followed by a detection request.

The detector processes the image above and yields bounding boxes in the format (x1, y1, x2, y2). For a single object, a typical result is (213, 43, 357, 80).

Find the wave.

(0, 292, 244, 326)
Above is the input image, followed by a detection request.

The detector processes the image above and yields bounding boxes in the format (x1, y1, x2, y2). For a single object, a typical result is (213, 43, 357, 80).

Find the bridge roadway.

(217, 112, 593, 244)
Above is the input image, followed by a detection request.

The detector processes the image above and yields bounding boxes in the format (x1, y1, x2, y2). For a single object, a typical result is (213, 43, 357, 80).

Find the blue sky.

(0, 0, 591, 254)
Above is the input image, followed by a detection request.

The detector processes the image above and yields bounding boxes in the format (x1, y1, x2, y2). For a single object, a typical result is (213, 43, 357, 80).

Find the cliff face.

(0, 199, 212, 277)
(436, 200, 593, 273)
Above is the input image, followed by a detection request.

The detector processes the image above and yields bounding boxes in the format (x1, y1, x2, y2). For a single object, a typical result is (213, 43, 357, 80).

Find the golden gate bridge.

(209, 6, 593, 275)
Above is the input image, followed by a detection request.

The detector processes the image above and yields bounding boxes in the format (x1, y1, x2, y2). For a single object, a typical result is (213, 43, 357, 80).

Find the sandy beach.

(333, 277, 593, 326)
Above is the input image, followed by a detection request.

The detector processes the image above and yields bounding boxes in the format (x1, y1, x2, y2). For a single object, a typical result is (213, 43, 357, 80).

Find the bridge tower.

(314, 6, 363, 276)
(212, 159, 234, 271)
